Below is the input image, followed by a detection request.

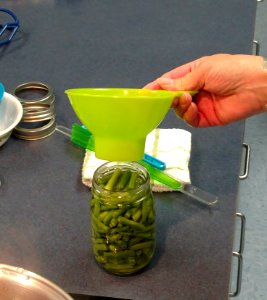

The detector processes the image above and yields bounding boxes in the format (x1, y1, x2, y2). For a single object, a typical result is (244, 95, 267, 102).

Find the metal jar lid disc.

(0, 264, 73, 300)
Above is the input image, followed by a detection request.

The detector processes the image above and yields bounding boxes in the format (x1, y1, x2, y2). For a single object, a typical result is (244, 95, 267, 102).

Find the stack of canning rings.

(12, 82, 56, 140)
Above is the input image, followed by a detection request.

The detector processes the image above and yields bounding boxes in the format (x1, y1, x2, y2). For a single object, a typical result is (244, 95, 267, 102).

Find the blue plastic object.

(143, 153, 166, 170)
(0, 82, 4, 102)
(0, 8, 20, 47)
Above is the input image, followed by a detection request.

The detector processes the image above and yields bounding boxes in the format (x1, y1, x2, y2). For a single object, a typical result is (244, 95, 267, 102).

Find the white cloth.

(82, 128, 191, 192)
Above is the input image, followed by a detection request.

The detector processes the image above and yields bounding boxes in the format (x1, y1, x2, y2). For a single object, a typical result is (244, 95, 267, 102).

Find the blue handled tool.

(70, 124, 218, 206)
(0, 8, 20, 47)
(54, 124, 218, 206)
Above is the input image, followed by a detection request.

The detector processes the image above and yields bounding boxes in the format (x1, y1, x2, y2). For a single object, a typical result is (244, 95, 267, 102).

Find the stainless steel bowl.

(0, 264, 73, 300)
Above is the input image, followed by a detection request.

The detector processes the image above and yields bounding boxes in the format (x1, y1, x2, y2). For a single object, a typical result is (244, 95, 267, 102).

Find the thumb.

(156, 69, 204, 91)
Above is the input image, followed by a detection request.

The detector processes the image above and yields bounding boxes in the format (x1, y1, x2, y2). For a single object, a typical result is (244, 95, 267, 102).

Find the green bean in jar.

(90, 161, 155, 275)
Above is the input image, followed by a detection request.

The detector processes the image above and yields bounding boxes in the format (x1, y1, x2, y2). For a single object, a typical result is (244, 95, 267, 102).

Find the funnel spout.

(95, 136, 146, 161)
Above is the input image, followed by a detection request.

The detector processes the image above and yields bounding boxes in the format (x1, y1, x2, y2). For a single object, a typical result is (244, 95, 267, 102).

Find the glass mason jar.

(90, 161, 156, 275)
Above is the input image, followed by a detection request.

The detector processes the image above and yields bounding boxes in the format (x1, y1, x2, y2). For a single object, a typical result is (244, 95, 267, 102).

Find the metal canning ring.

(21, 103, 55, 122)
(13, 81, 56, 140)
(13, 81, 55, 106)
(13, 117, 56, 140)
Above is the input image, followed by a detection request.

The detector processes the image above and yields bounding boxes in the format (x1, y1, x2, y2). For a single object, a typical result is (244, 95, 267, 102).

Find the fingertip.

(172, 96, 179, 108)
(172, 92, 192, 115)
(143, 81, 161, 90)
(180, 92, 192, 106)
(156, 77, 177, 90)
(183, 103, 199, 127)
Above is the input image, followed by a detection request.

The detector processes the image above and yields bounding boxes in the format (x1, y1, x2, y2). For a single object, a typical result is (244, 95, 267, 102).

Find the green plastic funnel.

(65, 88, 195, 161)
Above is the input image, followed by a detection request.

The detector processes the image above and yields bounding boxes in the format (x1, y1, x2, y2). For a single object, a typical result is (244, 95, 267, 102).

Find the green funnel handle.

(181, 183, 219, 206)
(138, 161, 183, 190)
(171, 90, 198, 97)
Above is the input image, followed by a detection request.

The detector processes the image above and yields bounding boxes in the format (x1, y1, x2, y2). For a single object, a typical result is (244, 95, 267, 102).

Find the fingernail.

(156, 77, 175, 87)
(172, 97, 179, 107)
(180, 93, 191, 105)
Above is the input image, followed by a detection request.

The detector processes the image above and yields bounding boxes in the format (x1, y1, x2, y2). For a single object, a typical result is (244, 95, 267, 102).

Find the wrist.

(262, 57, 267, 110)
(253, 56, 267, 112)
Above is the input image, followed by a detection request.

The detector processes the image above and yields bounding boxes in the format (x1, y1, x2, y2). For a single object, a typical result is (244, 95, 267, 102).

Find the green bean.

(128, 237, 143, 247)
(95, 255, 107, 264)
(99, 211, 109, 221)
(91, 225, 101, 238)
(133, 232, 154, 239)
(130, 241, 154, 251)
(121, 235, 130, 242)
(116, 170, 131, 190)
(93, 238, 105, 244)
(103, 263, 136, 271)
(113, 240, 128, 249)
(108, 245, 119, 252)
(113, 208, 126, 218)
(90, 198, 97, 208)
(124, 207, 135, 219)
(107, 233, 121, 242)
(101, 204, 118, 211)
(109, 218, 118, 228)
(143, 223, 155, 232)
(98, 173, 112, 186)
(104, 259, 150, 274)
(132, 208, 142, 222)
(92, 214, 109, 233)
(127, 171, 138, 189)
(113, 231, 132, 237)
(135, 255, 153, 267)
(104, 250, 135, 260)
(103, 212, 113, 225)
(92, 201, 101, 217)
(143, 247, 154, 257)
(109, 227, 131, 236)
(104, 168, 122, 191)
(141, 200, 150, 223)
(93, 243, 108, 252)
(118, 216, 146, 231)
(148, 209, 155, 223)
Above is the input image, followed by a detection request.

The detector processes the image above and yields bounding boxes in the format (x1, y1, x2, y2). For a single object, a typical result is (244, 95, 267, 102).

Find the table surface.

(0, 1, 257, 299)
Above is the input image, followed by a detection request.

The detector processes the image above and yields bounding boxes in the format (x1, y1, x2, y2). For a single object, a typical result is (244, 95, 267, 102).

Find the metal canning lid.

(13, 82, 56, 140)
(0, 264, 73, 300)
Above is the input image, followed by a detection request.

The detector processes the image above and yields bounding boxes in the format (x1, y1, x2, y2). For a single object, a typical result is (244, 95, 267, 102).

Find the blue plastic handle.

(0, 83, 4, 102)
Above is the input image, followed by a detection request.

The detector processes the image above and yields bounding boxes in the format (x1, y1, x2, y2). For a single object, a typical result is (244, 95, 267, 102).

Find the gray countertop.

(0, 1, 256, 299)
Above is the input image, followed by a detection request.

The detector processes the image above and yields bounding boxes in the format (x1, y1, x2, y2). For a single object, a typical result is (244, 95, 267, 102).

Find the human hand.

(144, 54, 267, 127)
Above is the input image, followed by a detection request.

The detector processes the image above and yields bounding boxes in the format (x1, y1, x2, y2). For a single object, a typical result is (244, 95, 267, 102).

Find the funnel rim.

(65, 88, 180, 99)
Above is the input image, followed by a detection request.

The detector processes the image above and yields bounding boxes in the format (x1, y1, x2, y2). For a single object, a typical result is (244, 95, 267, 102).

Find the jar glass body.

(90, 161, 155, 275)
